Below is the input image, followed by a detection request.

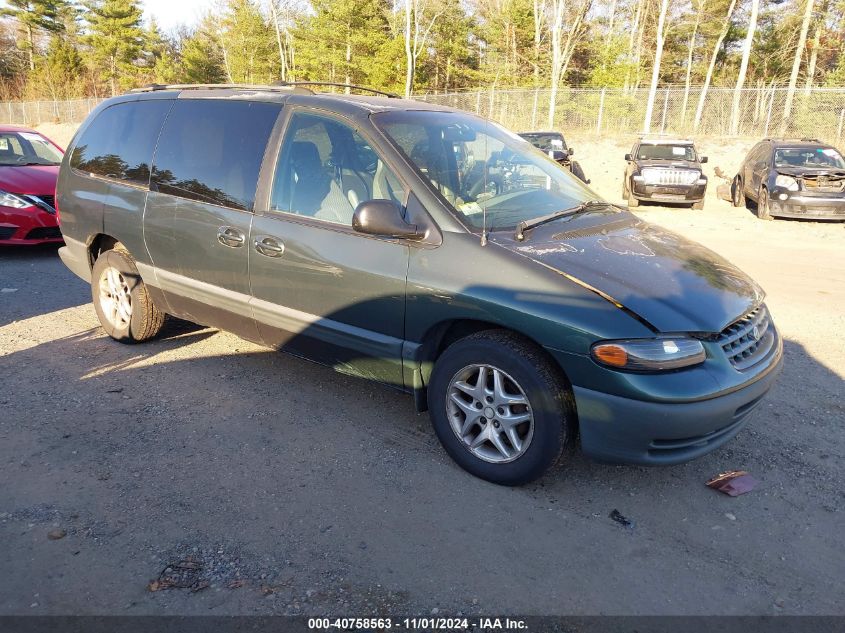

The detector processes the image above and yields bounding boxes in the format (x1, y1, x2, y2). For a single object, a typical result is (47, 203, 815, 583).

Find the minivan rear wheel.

(91, 245, 165, 343)
(428, 330, 573, 485)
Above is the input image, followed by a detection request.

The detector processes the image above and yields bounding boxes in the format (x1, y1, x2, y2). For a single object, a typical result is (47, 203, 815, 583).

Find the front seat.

(289, 141, 329, 216)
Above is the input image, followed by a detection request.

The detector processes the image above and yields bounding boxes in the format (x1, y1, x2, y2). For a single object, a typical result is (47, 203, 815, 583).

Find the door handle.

(254, 235, 285, 257)
(217, 226, 245, 248)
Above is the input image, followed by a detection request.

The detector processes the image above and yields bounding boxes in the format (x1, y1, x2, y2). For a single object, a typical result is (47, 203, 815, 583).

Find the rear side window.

(70, 100, 172, 186)
(151, 100, 281, 211)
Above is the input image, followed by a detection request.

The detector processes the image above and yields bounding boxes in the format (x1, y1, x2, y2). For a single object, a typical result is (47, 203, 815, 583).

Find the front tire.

(756, 186, 773, 220)
(732, 177, 745, 208)
(427, 331, 573, 485)
(91, 245, 165, 343)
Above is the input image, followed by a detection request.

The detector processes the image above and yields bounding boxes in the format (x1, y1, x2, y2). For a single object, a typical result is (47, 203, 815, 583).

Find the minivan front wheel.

(91, 246, 165, 343)
(428, 331, 572, 485)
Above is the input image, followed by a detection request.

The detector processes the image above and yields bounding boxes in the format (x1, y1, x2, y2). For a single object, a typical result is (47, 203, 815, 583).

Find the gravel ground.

(0, 127, 843, 616)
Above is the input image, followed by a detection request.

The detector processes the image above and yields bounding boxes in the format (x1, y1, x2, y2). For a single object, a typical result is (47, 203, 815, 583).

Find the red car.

(0, 125, 64, 245)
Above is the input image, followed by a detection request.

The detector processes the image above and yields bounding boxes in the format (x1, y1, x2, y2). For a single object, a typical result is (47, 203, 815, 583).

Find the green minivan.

(57, 84, 783, 485)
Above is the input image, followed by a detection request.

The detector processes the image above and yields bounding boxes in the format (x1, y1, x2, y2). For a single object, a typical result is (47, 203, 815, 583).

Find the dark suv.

(732, 138, 845, 220)
(623, 137, 708, 209)
(57, 84, 782, 485)
(518, 131, 588, 183)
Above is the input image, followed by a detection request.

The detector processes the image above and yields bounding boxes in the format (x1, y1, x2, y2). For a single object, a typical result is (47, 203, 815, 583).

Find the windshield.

(636, 143, 696, 161)
(774, 147, 845, 169)
(519, 133, 567, 152)
(374, 111, 598, 230)
(0, 131, 63, 166)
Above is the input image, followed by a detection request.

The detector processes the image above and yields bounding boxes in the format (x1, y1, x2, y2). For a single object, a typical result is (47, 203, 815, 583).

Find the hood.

(496, 210, 763, 333)
(774, 166, 845, 178)
(0, 165, 59, 195)
(635, 158, 700, 170)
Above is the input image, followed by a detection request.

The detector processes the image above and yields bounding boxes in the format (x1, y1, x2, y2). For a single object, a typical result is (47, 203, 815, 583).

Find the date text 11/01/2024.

(307, 617, 528, 630)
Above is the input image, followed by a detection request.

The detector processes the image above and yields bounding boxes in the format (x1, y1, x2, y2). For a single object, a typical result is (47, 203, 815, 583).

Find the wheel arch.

(412, 318, 575, 415)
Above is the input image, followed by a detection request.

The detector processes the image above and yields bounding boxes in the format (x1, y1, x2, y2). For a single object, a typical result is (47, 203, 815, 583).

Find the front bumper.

(571, 336, 783, 465)
(769, 187, 845, 220)
(0, 206, 62, 244)
(631, 177, 707, 203)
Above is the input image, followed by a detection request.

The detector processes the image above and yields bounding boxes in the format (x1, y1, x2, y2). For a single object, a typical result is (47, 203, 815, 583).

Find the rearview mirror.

(700, 156, 708, 163)
(624, 153, 632, 161)
(352, 200, 424, 240)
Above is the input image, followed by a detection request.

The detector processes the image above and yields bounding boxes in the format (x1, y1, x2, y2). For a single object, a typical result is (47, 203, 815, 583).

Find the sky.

(142, 0, 211, 32)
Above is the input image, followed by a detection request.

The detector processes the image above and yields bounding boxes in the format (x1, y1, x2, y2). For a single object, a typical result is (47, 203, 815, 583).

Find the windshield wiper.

(514, 200, 612, 241)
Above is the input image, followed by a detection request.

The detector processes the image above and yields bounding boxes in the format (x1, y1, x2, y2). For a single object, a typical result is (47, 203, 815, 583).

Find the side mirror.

(352, 199, 424, 240)
(568, 147, 575, 155)
(700, 156, 708, 164)
(624, 153, 632, 161)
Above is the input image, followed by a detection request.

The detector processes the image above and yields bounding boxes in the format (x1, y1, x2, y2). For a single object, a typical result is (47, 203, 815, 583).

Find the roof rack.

(762, 137, 823, 143)
(130, 83, 314, 94)
(278, 81, 400, 98)
(130, 82, 400, 98)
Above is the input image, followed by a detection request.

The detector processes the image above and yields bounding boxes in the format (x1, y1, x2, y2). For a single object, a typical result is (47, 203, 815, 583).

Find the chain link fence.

(5, 88, 845, 147)
(0, 97, 105, 127)
(417, 87, 845, 145)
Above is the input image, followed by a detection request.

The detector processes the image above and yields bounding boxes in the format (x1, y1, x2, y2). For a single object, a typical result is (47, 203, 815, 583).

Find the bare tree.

(782, 0, 815, 128)
(547, 0, 590, 128)
(680, 0, 705, 124)
(693, 0, 737, 131)
(642, 0, 669, 133)
(624, 0, 644, 92)
(803, 0, 828, 94)
(404, 0, 441, 98)
(730, 0, 759, 136)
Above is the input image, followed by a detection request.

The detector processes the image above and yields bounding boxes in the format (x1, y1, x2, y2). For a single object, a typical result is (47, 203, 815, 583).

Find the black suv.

(732, 138, 845, 220)
(518, 131, 588, 182)
(623, 137, 708, 209)
(56, 84, 782, 485)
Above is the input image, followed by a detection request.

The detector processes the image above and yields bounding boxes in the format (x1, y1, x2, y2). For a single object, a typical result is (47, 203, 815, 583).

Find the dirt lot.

(0, 125, 843, 616)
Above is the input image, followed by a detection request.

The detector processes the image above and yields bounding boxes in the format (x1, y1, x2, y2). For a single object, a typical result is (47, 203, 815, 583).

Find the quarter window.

(270, 112, 404, 226)
(151, 100, 281, 211)
(70, 100, 172, 186)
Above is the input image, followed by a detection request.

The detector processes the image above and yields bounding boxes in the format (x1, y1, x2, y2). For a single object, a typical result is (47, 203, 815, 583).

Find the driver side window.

(270, 112, 404, 226)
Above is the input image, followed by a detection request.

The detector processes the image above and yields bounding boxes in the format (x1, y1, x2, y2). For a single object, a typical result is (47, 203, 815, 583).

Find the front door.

(144, 98, 282, 339)
(249, 110, 410, 388)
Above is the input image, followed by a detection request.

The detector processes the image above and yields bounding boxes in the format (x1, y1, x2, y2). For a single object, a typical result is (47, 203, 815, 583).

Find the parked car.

(57, 84, 783, 485)
(518, 131, 589, 183)
(732, 138, 845, 220)
(623, 137, 708, 209)
(0, 125, 64, 245)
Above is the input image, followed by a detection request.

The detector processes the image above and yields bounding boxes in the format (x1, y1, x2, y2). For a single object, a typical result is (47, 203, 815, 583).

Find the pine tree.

(84, 0, 144, 96)
(1, 0, 68, 71)
(218, 0, 278, 84)
(180, 19, 227, 84)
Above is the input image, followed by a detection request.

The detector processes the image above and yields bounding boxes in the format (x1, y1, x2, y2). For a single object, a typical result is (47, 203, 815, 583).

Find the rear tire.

(427, 330, 574, 486)
(692, 199, 705, 210)
(91, 244, 165, 343)
(756, 186, 773, 220)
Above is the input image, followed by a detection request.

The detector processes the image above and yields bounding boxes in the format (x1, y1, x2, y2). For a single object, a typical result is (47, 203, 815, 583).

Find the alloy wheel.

(446, 364, 534, 464)
(98, 266, 132, 328)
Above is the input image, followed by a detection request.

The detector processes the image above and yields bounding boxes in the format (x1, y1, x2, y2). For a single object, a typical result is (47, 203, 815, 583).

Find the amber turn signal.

(592, 344, 629, 367)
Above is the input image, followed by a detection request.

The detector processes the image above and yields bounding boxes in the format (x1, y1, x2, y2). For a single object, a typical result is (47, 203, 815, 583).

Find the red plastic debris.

(706, 470, 759, 496)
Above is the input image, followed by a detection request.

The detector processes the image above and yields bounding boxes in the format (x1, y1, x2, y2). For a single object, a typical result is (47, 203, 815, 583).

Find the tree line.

(1, 0, 843, 125)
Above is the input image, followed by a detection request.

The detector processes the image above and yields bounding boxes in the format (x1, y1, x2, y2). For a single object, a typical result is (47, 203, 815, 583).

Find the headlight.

(0, 190, 33, 209)
(591, 338, 706, 372)
(774, 175, 799, 191)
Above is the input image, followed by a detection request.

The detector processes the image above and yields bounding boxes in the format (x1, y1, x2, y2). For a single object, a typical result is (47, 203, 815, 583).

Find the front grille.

(641, 168, 700, 186)
(802, 173, 845, 193)
(22, 194, 56, 214)
(24, 226, 62, 240)
(718, 305, 775, 371)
